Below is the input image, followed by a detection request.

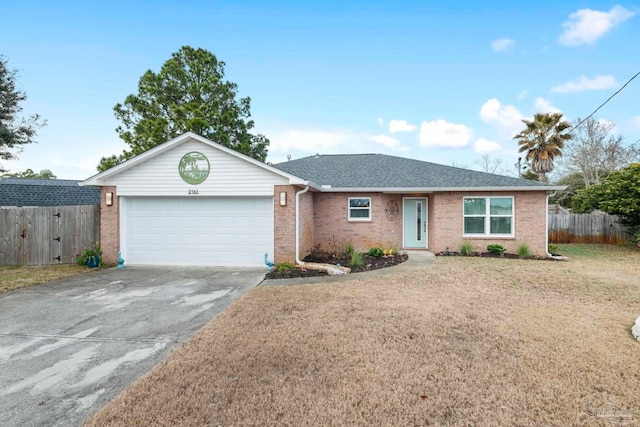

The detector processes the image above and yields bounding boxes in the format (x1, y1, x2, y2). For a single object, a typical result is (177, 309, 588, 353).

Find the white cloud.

(491, 38, 515, 52)
(632, 116, 640, 130)
(595, 118, 619, 134)
(517, 90, 528, 101)
(266, 127, 409, 161)
(552, 75, 619, 93)
(534, 97, 562, 114)
(479, 98, 524, 138)
(419, 119, 473, 149)
(377, 117, 384, 126)
(371, 134, 401, 149)
(388, 119, 417, 133)
(559, 5, 635, 46)
(474, 138, 502, 154)
(268, 129, 354, 153)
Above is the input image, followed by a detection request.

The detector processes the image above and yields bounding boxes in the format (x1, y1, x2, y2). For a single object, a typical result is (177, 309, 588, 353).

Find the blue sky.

(2, 1, 638, 179)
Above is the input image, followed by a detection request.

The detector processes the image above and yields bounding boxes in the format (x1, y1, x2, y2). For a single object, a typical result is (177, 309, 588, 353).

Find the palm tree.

(514, 112, 572, 182)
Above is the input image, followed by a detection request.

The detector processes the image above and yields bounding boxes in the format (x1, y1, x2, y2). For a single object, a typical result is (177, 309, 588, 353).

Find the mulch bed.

(436, 251, 560, 260)
(264, 252, 409, 280)
(265, 267, 329, 280)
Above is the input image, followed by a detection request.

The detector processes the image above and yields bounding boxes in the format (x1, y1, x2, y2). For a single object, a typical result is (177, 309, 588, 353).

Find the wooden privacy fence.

(0, 205, 100, 265)
(548, 212, 633, 245)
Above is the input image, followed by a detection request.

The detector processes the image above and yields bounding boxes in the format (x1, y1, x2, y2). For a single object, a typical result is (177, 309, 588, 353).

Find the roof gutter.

(313, 185, 567, 193)
(295, 185, 310, 265)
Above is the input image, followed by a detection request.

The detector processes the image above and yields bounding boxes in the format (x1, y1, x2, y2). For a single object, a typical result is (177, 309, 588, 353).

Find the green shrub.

(459, 241, 474, 256)
(548, 244, 559, 254)
(345, 243, 356, 256)
(368, 247, 384, 258)
(517, 243, 531, 258)
(276, 262, 295, 272)
(487, 244, 506, 256)
(78, 243, 102, 267)
(350, 252, 363, 267)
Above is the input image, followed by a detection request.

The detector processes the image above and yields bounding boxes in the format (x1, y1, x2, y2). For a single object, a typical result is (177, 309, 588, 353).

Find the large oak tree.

(98, 46, 269, 171)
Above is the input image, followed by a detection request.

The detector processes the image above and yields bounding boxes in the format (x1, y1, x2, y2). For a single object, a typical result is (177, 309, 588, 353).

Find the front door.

(403, 198, 428, 248)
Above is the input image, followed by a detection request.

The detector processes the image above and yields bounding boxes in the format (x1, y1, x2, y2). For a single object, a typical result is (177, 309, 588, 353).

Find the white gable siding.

(103, 139, 288, 196)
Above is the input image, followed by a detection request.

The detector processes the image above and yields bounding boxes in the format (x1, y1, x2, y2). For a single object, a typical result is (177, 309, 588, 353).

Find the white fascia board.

(318, 185, 567, 193)
(80, 131, 306, 186)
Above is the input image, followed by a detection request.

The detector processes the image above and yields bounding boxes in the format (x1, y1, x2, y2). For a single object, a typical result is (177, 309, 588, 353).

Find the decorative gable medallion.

(179, 152, 210, 185)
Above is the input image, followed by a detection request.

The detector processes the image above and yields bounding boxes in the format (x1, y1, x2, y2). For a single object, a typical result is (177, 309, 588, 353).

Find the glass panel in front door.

(416, 202, 422, 241)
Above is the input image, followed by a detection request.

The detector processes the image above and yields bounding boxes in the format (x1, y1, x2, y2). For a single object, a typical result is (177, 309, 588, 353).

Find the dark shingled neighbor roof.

(0, 178, 100, 207)
(273, 153, 553, 189)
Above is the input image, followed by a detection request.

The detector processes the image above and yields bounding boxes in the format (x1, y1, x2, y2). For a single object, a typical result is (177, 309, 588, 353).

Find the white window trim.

(348, 197, 372, 222)
(462, 196, 514, 238)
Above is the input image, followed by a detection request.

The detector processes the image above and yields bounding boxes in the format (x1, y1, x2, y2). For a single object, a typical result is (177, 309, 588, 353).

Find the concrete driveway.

(0, 266, 265, 427)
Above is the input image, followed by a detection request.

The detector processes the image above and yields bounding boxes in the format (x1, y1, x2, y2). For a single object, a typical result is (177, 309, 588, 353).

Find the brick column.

(100, 186, 119, 264)
(274, 185, 298, 264)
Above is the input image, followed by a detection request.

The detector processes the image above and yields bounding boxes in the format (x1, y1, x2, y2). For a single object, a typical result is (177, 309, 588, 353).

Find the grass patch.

(87, 244, 640, 426)
(0, 264, 95, 294)
(557, 243, 637, 258)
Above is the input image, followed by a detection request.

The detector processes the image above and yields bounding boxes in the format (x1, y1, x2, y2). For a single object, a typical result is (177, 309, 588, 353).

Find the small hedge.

(276, 262, 295, 272)
(368, 247, 384, 258)
(486, 244, 506, 256)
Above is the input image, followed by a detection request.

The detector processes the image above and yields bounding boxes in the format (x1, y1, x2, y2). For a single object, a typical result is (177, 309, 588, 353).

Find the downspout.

(545, 192, 551, 257)
(295, 185, 310, 265)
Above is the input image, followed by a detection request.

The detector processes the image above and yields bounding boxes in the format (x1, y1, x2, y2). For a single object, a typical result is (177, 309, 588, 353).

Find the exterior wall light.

(279, 191, 287, 206)
(106, 192, 113, 206)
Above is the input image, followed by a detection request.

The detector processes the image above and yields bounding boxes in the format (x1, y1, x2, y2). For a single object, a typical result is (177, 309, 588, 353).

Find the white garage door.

(122, 197, 273, 267)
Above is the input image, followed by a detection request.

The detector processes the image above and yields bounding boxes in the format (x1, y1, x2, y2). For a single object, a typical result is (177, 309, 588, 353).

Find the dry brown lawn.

(87, 245, 640, 426)
(0, 264, 94, 294)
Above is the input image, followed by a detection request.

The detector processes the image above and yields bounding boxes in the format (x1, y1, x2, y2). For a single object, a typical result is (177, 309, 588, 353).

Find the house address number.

(188, 189, 199, 195)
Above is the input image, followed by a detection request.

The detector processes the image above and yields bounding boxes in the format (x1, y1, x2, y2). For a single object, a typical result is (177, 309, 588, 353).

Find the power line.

(569, 70, 640, 134)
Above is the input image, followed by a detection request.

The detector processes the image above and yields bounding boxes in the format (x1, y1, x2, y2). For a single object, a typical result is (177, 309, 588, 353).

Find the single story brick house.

(81, 132, 563, 267)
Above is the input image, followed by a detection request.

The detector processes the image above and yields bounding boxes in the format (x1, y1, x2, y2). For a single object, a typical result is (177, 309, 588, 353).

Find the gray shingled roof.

(0, 178, 100, 207)
(273, 154, 554, 189)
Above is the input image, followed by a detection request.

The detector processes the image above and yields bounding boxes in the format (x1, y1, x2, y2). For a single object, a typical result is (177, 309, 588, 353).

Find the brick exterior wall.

(273, 185, 297, 263)
(427, 193, 436, 250)
(299, 189, 315, 258)
(273, 185, 315, 264)
(430, 191, 548, 255)
(381, 193, 404, 249)
(99, 186, 119, 264)
(312, 192, 403, 254)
